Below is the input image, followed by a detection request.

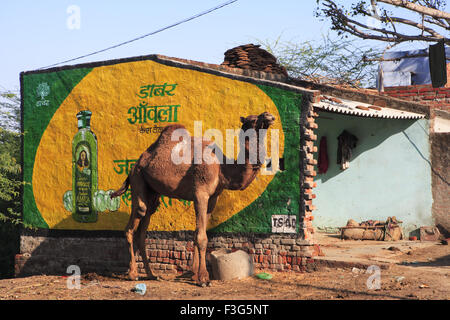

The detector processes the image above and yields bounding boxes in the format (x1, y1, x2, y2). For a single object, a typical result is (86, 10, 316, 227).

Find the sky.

(0, 0, 448, 91)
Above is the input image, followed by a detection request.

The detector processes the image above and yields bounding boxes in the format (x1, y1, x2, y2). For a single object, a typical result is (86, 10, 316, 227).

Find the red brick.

(385, 93, 399, 98)
(397, 92, 418, 97)
(385, 85, 410, 91)
(418, 87, 436, 93)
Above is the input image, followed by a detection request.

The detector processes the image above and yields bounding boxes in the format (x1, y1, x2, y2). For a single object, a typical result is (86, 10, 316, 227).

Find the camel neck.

(220, 132, 265, 191)
(220, 163, 261, 191)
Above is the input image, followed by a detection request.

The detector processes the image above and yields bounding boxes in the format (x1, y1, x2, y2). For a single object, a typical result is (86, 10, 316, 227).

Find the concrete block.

(209, 249, 254, 281)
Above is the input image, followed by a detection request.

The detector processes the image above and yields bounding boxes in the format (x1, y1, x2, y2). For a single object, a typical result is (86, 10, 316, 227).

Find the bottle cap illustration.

(76, 110, 92, 129)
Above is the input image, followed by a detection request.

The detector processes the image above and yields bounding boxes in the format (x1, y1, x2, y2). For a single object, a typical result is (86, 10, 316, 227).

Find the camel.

(110, 111, 276, 286)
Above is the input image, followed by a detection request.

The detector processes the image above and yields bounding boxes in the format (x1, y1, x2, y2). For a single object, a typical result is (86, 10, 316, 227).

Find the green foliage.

(0, 128, 21, 223)
(258, 34, 382, 88)
(0, 89, 27, 278)
(0, 90, 22, 224)
(0, 90, 20, 132)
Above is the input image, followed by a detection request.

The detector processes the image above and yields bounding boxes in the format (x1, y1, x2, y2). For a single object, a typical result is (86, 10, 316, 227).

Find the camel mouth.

(266, 116, 275, 126)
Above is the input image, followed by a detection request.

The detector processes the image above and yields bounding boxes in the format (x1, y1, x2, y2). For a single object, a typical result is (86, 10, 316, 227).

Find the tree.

(0, 89, 20, 132)
(0, 89, 21, 224)
(0, 127, 21, 224)
(0, 89, 23, 278)
(315, 0, 450, 45)
(258, 35, 383, 87)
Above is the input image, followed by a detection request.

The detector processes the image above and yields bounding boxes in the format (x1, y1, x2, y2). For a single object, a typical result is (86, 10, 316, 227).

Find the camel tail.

(110, 176, 130, 198)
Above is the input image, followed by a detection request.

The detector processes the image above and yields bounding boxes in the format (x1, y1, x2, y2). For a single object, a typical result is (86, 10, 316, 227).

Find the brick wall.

(430, 133, 450, 236)
(383, 85, 450, 112)
(15, 232, 318, 277)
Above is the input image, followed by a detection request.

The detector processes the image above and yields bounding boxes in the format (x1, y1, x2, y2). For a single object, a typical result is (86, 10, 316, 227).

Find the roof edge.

(153, 54, 320, 100)
(22, 53, 320, 103)
(23, 52, 429, 118)
(287, 78, 430, 118)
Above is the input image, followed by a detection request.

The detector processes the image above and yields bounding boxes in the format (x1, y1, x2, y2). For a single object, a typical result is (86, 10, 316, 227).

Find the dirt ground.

(0, 241, 448, 301)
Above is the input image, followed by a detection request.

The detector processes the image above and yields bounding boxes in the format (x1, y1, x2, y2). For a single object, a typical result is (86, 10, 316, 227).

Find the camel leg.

(191, 195, 216, 282)
(191, 246, 200, 281)
(136, 193, 160, 280)
(125, 213, 141, 280)
(192, 191, 211, 287)
(124, 175, 151, 280)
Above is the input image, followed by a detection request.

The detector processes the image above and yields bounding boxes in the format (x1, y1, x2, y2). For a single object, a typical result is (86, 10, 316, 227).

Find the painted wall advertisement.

(21, 57, 302, 233)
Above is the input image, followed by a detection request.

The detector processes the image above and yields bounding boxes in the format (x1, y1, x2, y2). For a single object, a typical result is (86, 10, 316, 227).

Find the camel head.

(240, 111, 276, 131)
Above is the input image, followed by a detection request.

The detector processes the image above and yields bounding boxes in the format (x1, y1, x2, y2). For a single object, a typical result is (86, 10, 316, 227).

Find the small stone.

(351, 267, 361, 274)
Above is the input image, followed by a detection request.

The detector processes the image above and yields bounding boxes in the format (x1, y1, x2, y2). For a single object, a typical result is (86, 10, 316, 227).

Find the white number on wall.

(272, 215, 296, 233)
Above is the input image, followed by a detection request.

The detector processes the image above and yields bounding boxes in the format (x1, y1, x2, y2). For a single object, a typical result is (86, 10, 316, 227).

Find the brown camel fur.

(110, 112, 276, 286)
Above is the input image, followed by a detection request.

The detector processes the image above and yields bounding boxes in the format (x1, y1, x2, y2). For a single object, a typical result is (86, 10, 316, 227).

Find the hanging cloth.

(337, 130, 358, 170)
(318, 136, 329, 174)
(428, 39, 447, 88)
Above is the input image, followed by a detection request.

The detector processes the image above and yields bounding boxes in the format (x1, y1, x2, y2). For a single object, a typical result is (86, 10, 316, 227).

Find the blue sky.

(0, 0, 447, 90)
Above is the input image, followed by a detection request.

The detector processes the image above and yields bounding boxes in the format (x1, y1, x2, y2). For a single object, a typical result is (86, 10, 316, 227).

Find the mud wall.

(312, 112, 433, 235)
(430, 132, 450, 235)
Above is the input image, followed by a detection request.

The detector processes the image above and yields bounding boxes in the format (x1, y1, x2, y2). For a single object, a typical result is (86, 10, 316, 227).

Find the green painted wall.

(312, 112, 433, 235)
(212, 84, 302, 233)
(21, 58, 302, 233)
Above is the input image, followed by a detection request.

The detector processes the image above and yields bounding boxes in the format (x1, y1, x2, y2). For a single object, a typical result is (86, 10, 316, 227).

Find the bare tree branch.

(378, 0, 450, 20)
(257, 35, 382, 87)
(424, 17, 450, 29)
(388, 16, 443, 37)
(317, 0, 450, 45)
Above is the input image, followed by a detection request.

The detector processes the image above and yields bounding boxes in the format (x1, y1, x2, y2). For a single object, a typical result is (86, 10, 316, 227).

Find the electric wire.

(38, 0, 238, 70)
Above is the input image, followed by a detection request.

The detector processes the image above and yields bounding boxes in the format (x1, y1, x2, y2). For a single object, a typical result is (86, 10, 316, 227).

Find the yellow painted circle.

(32, 60, 284, 230)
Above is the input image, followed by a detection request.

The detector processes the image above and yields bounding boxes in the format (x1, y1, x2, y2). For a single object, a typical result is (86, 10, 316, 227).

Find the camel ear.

(240, 117, 246, 123)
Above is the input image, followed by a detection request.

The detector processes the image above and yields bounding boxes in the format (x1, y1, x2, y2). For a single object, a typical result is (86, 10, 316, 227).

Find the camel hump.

(155, 124, 189, 145)
(160, 124, 187, 135)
